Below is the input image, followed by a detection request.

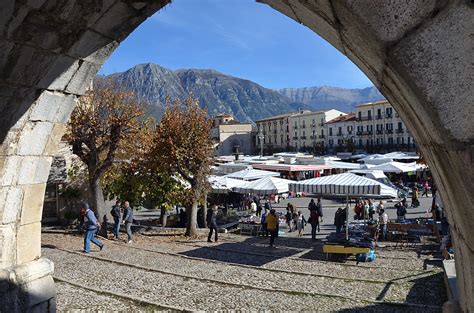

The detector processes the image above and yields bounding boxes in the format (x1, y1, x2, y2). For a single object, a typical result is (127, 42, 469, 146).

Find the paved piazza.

(43, 204, 446, 313)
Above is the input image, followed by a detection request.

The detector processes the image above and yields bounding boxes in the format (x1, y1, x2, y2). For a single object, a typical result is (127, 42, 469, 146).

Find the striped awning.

(225, 168, 280, 181)
(289, 173, 397, 198)
(233, 176, 293, 195)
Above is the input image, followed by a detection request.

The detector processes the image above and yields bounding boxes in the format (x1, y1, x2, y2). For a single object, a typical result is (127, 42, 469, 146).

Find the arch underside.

(0, 0, 472, 311)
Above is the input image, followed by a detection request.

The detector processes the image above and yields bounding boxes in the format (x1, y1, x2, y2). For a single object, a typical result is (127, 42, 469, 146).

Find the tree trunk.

(202, 192, 208, 228)
(89, 177, 106, 223)
(185, 199, 198, 236)
(160, 207, 167, 228)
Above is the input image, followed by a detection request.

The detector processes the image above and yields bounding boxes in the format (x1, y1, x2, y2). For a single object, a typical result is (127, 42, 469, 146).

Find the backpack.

(110, 207, 117, 218)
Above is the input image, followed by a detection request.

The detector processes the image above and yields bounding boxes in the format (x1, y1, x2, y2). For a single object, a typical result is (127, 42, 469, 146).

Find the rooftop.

(326, 113, 357, 124)
(356, 100, 389, 108)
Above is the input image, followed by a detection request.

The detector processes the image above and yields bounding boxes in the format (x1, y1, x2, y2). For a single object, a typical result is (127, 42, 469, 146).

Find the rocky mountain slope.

(108, 63, 384, 122)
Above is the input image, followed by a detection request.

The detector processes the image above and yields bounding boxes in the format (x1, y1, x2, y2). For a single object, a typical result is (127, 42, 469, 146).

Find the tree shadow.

(178, 239, 301, 266)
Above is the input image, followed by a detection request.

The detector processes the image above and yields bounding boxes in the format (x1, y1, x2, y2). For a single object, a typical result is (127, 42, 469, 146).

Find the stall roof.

(369, 161, 419, 173)
(225, 168, 280, 181)
(289, 173, 398, 198)
(252, 163, 333, 172)
(233, 176, 293, 195)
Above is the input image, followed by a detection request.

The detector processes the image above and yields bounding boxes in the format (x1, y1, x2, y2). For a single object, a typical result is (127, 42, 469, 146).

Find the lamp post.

(258, 129, 264, 158)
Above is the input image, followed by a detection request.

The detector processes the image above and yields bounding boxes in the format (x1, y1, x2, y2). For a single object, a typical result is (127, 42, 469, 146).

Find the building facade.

(289, 109, 346, 152)
(211, 114, 253, 156)
(325, 113, 357, 153)
(255, 113, 293, 152)
(355, 101, 416, 152)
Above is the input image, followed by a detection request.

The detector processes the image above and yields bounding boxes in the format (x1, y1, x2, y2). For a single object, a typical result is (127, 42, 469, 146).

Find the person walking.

(396, 200, 407, 222)
(411, 186, 420, 207)
(368, 199, 376, 219)
(421, 180, 430, 197)
(334, 207, 345, 235)
(316, 197, 323, 223)
(110, 200, 122, 240)
(376, 201, 384, 214)
(260, 209, 269, 237)
(206, 206, 218, 243)
(295, 211, 307, 237)
(363, 200, 370, 220)
(122, 201, 133, 243)
(308, 200, 320, 240)
(354, 199, 363, 220)
(266, 209, 278, 247)
(82, 203, 104, 253)
(250, 200, 257, 214)
(378, 209, 389, 241)
(285, 204, 293, 232)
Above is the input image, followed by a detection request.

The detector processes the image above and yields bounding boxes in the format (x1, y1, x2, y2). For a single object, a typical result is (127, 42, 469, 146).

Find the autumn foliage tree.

(149, 96, 213, 236)
(65, 78, 145, 221)
(103, 120, 185, 225)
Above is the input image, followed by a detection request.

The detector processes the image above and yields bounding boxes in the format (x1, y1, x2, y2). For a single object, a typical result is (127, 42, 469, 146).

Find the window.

(386, 123, 393, 130)
(359, 139, 363, 147)
(358, 112, 362, 120)
(367, 110, 372, 119)
(386, 107, 393, 116)
(338, 126, 342, 134)
(329, 128, 333, 136)
(388, 138, 394, 145)
(367, 125, 373, 132)
(347, 125, 352, 132)
(398, 122, 403, 130)
(377, 108, 381, 118)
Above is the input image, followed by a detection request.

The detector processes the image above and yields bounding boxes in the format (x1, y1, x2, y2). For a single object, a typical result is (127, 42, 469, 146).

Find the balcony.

(300, 136, 307, 140)
(301, 125, 306, 129)
(385, 114, 393, 119)
(376, 130, 384, 135)
(360, 131, 373, 135)
(293, 126, 298, 129)
(376, 115, 383, 120)
(292, 136, 298, 140)
(311, 124, 316, 128)
(336, 133, 343, 137)
(273, 130, 277, 134)
(358, 116, 373, 121)
(385, 129, 393, 134)
(396, 129, 404, 134)
(319, 135, 325, 139)
(310, 135, 317, 139)
(356, 131, 362, 136)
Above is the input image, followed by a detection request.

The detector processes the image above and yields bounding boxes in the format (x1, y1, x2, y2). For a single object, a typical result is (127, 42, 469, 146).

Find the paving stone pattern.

(42, 233, 445, 312)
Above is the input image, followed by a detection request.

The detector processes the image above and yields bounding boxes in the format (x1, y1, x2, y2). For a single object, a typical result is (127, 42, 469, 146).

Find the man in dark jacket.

(111, 200, 121, 240)
(82, 203, 104, 253)
(206, 206, 218, 243)
(122, 201, 133, 243)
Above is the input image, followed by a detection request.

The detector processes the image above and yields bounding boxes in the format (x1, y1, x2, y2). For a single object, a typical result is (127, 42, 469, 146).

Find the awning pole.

(346, 195, 349, 240)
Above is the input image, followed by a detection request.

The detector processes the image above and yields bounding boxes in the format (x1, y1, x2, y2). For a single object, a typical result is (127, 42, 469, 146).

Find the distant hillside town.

(211, 100, 416, 156)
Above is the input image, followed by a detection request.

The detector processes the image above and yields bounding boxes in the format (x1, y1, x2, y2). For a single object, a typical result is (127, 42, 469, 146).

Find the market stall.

(232, 176, 293, 195)
(225, 168, 280, 181)
(289, 173, 398, 261)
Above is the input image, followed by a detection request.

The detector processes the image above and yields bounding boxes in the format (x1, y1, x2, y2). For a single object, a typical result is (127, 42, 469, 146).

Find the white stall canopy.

(225, 168, 280, 181)
(233, 176, 293, 195)
(289, 173, 398, 198)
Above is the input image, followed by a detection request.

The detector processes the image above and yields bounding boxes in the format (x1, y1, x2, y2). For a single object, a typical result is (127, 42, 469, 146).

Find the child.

(296, 211, 307, 237)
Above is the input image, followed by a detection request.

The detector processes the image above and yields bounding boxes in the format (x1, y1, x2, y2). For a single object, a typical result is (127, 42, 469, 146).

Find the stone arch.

(0, 0, 472, 311)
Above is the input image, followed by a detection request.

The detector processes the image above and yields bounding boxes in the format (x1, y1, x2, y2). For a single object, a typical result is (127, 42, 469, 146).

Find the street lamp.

(258, 129, 264, 158)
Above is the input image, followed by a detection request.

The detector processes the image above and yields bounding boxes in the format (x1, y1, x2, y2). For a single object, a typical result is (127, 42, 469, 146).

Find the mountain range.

(107, 63, 384, 123)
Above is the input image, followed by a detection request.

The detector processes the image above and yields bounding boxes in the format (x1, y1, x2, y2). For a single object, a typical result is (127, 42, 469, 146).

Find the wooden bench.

(322, 244, 370, 260)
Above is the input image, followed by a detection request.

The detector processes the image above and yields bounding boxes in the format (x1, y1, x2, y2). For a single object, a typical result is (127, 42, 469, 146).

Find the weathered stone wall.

(0, 0, 472, 311)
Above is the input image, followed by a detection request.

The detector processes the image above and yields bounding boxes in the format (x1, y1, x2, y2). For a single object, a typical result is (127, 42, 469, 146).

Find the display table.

(238, 223, 262, 236)
(323, 244, 370, 260)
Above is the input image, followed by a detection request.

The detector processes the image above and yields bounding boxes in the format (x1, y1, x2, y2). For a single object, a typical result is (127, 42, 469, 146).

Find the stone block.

(0, 223, 17, 268)
(37, 55, 79, 91)
(20, 184, 46, 225)
(0, 156, 22, 186)
(17, 156, 52, 185)
(342, 0, 437, 43)
(391, 4, 474, 142)
(16, 222, 41, 264)
(67, 30, 114, 60)
(30, 91, 76, 124)
(24, 275, 56, 309)
(65, 60, 101, 95)
(0, 1, 15, 36)
(17, 122, 54, 156)
(43, 123, 67, 156)
(82, 40, 119, 66)
(14, 258, 54, 286)
(0, 186, 23, 224)
(90, 2, 150, 41)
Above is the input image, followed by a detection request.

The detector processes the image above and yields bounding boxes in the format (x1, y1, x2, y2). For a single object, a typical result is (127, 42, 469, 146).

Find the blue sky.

(99, 0, 373, 89)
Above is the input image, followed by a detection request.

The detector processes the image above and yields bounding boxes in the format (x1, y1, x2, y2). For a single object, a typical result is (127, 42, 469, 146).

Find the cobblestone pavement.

(43, 231, 445, 312)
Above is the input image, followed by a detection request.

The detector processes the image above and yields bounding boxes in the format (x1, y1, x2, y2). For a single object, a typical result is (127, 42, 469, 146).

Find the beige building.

(211, 114, 253, 156)
(289, 109, 346, 151)
(255, 113, 293, 151)
(355, 100, 416, 152)
(325, 113, 357, 153)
